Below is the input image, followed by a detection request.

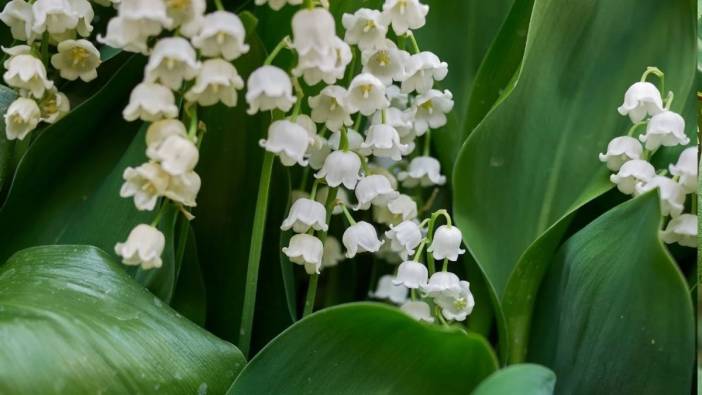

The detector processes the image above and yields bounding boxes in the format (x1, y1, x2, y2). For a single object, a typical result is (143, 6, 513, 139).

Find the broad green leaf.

(528, 192, 694, 394)
(472, 364, 556, 395)
(228, 303, 498, 395)
(171, 226, 208, 326)
(0, 245, 244, 394)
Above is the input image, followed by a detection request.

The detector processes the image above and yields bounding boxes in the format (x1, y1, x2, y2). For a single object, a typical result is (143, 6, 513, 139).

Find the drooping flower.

(114, 224, 165, 270)
(164, 171, 201, 207)
(422, 271, 461, 297)
(638, 110, 688, 151)
(191, 11, 249, 60)
(37, 87, 70, 124)
(164, 0, 205, 37)
(609, 159, 655, 195)
(668, 146, 698, 194)
(246, 65, 296, 114)
(309, 85, 353, 131)
(295, 37, 352, 86)
(254, 0, 303, 11)
(393, 260, 428, 289)
(185, 59, 244, 107)
(385, 220, 422, 260)
(259, 120, 315, 167)
(360, 124, 411, 160)
(322, 236, 345, 268)
(68, 0, 94, 38)
(328, 129, 364, 151)
(617, 81, 664, 123)
(361, 39, 409, 85)
(400, 300, 434, 322)
(315, 150, 362, 189)
(145, 119, 188, 150)
(398, 156, 446, 187)
(283, 233, 324, 275)
(371, 107, 413, 139)
(354, 174, 399, 210)
(374, 194, 417, 225)
(402, 51, 448, 94)
(342, 8, 388, 51)
(120, 162, 170, 211)
(50, 39, 101, 82)
(281, 198, 328, 233)
(433, 280, 474, 321)
(660, 214, 697, 248)
(118, 0, 172, 30)
(0, 0, 35, 42)
(316, 186, 350, 215)
(4, 97, 41, 140)
(382, 0, 429, 35)
(370, 274, 408, 304)
(147, 135, 199, 176)
(347, 72, 389, 116)
(3, 49, 53, 98)
(598, 136, 643, 171)
(428, 225, 465, 261)
(145, 37, 201, 90)
(342, 221, 384, 258)
(31, 0, 79, 37)
(412, 89, 454, 135)
(123, 82, 179, 122)
(635, 175, 686, 217)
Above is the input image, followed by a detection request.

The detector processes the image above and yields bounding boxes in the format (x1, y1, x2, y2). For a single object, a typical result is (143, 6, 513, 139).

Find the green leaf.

(472, 364, 556, 395)
(0, 245, 244, 394)
(228, 303, 498, 395)
(528, 192, 694, 393)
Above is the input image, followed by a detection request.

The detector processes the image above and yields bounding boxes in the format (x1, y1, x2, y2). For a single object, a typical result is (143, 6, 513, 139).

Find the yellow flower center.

(40, 96, 58, 115)
(328, 98, 338, 111)
(420, 100, 434, 114)
(10, 113, 26, 125)
(167, 0, 190, 10)
(453, 298, 467, 310)
(375, 51, 390, 67)
(70, 47, 90, 67)
(360, 84, 373, 98)
(363, 20, 376, 33)
(397, 0, 407, 14)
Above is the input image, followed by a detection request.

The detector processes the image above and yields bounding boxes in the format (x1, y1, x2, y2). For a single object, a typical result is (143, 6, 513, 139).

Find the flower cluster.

(0, 0, 105, 140)
(256, 0, 473, 324)
(110, 0, 248, 269)
(600, 67, 697, 248)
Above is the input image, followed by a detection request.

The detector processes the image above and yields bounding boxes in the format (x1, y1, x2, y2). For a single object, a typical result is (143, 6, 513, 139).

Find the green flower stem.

(340, 127, 350, 151)
(150, 200, 169, 227)
(238, 150, 275, 358)
(214, 0, 225, 10)
(264, 36, 290, 66)
(626, 121, 647, 137)
(40, 32, 49, 67)
(425, 209, 452, 274)
(640, 66, 664, 93)
(304, 0, 314, 9)
(187, 105, 198, 140)
(291, 77, 305, 120)
(423, 131, 432, 156)
(340, 204, 357, 226)
(407, 32, 421, 54)
(412, 239, 428, 262)
(310, 179, 320, 200)
(442, 258, 448, 272)
(358, 153, 370, 174)
(353, 113, 363, 131)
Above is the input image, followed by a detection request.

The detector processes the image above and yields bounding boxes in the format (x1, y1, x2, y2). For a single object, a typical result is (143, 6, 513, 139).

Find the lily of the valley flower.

(4, 97, 40, 140)
(322, 236, 345, 268)
(328, 129, 364, 151)
(37, 87, 70, 124)
(147, 134, 199, 176)
(669, 146, 698, 194)
(120, 162, 170, 211)
(361, 40, 409, 85)
(374, 194, 418, 225)
(283, 233, 324, 274)
(51, 39, 101, 82)
(400, 300, 434, 322)
(294, 37, 352, 86)
(342, 221, 384, 258)
(617, 81, 664, 123)
(422, 271, 460, 297)
(281, 198, 329, 233)
(255, 0, 303, 11)
(433, 280, 474, 321)
(635, 175, 686, 217)
(398, 156, 446, 187)
(385, 220, 422, 259)
(98, 16, 155, 54)
(309, 85, 353, 131)
(371, 274, 408, 304)
(292, 7, 336, 59)
(164, 171, 201, 207)
(260, 120, 315, 167)
(31, 0, 79, 37)
(638, 110, 689, 151)
(123, 82, 179, 122)
(191, 11, 250, 61)
(164, 0, 205, 37)
(1, 0, 35, 42)
(145, 37, 201, 90)
(428, 225, 465, 261)
(145, 119, 188, 149)
(315, 150, 362, 189)
(598, 136, 643, 171)
(382, 0, 429, 35)
(246, 65, 296, 114)
(360, 124, 411, 160)
(610, 159, 656, 195)
(342, 8, 388, 51)
(660, 214, 697, 248)
(412, 89, 454, 135)
(3, 48, 53, 98)
(347, 72, 389, 116)
(185, 59, 244, 107)
(402, 51, 448, 94)
(114, 224, 165, 270)
(393, 260, 428, 289)
(354, 174, 399, 210)
(372, 107, 413, 139)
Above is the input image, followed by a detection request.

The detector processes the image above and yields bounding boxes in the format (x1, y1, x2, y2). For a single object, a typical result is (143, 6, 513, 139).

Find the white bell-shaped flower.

(3, 50, 53, 98)
(361, 40, 409, 85)
(307, 134, 330, 170)
(402, 51, 448, 94)
(393, 260, 428, 289)
(328, 128, 364, 151)
(316, 186, 350, 216)
(342, 221, 384, 258)
(114, 224, 165, 270)
(191, 11, 249, 60)
(292, 7, 336, 57)
(385, 220, 422, 260)
(638, 110, 689, 151)
(185, 59, 244, 107)
(428, 225, 465, 261)
(164, 171, 201, 207)
(309, 85, 353, 131)
(123, 82, 179, 122)
(119, 0, 172, 29)
(68, 0, 94, 38)
(382, 0, 428, 35)
(246, 65, 296, 114)
(145, 37, 201, 90)
(322, 236, 345, 268)
(146, 119, 187, 149)
(120, 162, 170, 211)
(610, 159, 655, 195)
(259, 120, 314, 167)
(295, 37, 352, 86)
(413, 89, 454, 135)
(165, 0, 205, 37)
(360, 124, 411, 160)
(97, 16, 153, 54)
(398, 156, 446, 187)
(371, 107, 413, 138)
(283, 233, 324, 275)
(347, 73, 389, 116)
(375, 238, 403, 264)
(598, 136, 643, 171)
(374, 194, 417, 225)
(617, 81, 664, 123)
(315, 150, 362, 189)
(422, 271, 461, 297)
(342, 8, 388, 51)
(281, 198, 328, 233)
(635, 175, 686, 217)
(386, 84, 409, 109)
(147, 135, 199, 176)
(434, 280, 474, 321)
(400, 300, 434, 322)
(669, 146, 698, 194)
(368, 164, 399, 189)
(370, 275, 408, 305)
(31, 0, 78, 36)
(4, 97, 40, 140)
(354, 174, 399, 210)
(254, 0, 302, 11)
(50, 39, 100, 82)
(37, 87, 70, 124)
(1, 0, 35, 42)
(660, 214, 697, 248)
